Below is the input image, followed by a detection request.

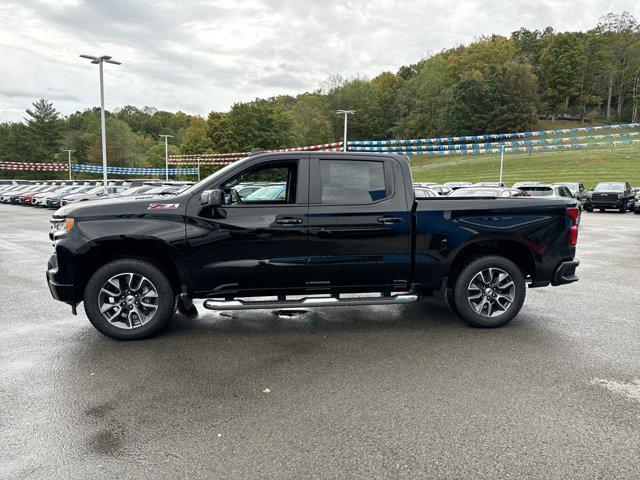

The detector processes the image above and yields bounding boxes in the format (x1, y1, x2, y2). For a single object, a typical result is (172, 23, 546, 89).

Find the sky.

(0, 0, 638, 122)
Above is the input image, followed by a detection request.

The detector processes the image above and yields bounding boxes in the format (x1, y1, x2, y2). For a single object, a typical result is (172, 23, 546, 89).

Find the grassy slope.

(409, 120, 640, 188)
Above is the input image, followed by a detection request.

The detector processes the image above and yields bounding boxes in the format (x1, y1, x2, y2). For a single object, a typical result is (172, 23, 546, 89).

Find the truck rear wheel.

(83, 259, 175, 340)
(453, 255, 525, 328)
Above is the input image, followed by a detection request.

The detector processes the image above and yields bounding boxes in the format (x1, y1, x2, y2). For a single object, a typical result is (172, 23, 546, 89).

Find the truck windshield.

(559, 182, 579, 193)
(244, 184, 286, 200)
(449, 188, 498, 197)
(519, 187, 553, 196)
(594, 182, 625, 192)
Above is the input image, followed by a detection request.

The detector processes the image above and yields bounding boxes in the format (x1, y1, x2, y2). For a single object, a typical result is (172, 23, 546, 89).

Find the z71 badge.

(148, 203, 180, 210)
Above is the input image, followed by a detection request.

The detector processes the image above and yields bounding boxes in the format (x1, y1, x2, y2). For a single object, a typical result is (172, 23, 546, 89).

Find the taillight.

(566, 206, 580, 246)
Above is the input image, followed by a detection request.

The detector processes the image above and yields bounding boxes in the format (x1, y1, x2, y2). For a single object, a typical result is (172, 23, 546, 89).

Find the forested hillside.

(1, 11, 639, 168)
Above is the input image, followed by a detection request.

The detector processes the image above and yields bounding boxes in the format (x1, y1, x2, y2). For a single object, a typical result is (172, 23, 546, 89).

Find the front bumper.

(47, 254, 76, 303)
(551, 260, 579, 286)
(587, 196, 625, 209)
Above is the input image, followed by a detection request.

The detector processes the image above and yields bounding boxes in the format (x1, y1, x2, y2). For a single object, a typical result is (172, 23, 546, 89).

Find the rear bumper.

(551, 260, 579, 286)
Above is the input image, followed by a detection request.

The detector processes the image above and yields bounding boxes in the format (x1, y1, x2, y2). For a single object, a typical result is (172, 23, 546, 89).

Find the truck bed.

(412, 196, 577, 291)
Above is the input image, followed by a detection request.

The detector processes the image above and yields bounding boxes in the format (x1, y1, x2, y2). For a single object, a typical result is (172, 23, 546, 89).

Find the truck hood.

(55, 194, 188, 218)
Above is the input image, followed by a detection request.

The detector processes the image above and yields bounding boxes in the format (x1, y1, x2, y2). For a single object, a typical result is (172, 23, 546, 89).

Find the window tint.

(594, 182, 625, 192)
(319, 160, 387, 204)
(449, 188, 498, 197)
(519, 187, 553, 196)
(222, 162, 296, 204)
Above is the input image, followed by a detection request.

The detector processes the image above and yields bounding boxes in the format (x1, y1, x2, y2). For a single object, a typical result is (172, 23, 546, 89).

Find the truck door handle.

(377, 216, 403, 224)
(276, 217, 303, 225)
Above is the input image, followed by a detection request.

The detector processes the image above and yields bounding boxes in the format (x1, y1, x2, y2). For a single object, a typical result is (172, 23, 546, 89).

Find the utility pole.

(159, 135, 173, 181)
(337, 110, 355, 152)
(499, 146, 505, 183)
(80, 55, 121, 192)
(62, 149, 75, 181)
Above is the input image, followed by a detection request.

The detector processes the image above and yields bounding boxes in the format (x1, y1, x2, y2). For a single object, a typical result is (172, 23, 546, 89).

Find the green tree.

(290, 93, 333, 146)
(206, 111, 234, 152)
(441, 74, 490, 135)
(597, 12, 640, 119)
(448, 35, 516, 79)
(484, 62, 538, 132)
(0, 122, 31, 162)
(180, 117, 214, 154)
(24, 98, 63, 162)
(393, 54, 453, 137)
(146, 141, 179, 169)
(511, 27, 554, 65)
(328, 78, 386, 140)
(539, 33, 584, 119)
(87, 117, 145, 167)
(223, 99, 296, 151)
(576, 31, 608, 122)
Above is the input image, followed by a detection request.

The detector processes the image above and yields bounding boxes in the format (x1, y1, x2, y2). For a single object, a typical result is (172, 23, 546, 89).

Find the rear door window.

(318, 160, 389, 205)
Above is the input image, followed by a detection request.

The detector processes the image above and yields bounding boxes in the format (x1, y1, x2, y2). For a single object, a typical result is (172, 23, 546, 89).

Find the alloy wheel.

(98, 273, 159, 329)
(467, 267, 515, 318)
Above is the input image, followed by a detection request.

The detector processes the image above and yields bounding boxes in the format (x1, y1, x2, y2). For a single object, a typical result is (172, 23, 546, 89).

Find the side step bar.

(203, 294, 419, 311)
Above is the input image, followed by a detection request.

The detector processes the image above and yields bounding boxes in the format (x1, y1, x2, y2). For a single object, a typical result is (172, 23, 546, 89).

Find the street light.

(336, 110, 355, 152)
(159, 135, 173, 181)
(62, 149, 75, 181)
(80, 54, 121, 192)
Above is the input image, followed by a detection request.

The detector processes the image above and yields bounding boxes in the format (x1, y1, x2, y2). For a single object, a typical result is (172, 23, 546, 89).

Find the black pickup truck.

(47, 152, 580, 340)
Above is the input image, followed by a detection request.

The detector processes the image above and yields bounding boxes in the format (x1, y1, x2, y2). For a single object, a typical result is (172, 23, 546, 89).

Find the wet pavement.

(1, 204, 639, 479)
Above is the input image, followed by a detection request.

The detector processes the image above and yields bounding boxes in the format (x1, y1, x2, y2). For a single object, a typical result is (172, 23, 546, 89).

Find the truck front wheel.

(453, 255, 526, 328)
(83, 259, 175, 340)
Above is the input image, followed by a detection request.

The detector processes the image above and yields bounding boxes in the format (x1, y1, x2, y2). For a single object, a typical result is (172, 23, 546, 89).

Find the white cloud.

(0, 0, 638, 122)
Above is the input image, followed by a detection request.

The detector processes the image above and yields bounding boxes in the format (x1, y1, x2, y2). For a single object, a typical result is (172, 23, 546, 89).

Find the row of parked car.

(0, 180, 194, 208)
(414, 181, 640, 213)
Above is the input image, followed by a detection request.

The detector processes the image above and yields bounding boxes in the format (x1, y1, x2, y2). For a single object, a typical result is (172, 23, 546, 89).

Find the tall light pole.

(62, 149, 75, 181)
(80, 55, 121, 192)
(159, 135, 173, 181)
(499, 145, 505, 183)
(337, 110, 355, 152)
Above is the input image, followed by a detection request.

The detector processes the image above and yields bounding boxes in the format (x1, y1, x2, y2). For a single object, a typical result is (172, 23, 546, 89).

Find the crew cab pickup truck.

(47, 152, 580, 340)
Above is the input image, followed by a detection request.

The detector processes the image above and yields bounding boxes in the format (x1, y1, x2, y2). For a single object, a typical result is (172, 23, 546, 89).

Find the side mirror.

(200, 189, 222, 207)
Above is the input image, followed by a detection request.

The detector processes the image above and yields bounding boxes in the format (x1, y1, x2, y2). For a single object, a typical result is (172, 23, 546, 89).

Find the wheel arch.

(73, 238, 187, 296)
(446, 238, 536, 288)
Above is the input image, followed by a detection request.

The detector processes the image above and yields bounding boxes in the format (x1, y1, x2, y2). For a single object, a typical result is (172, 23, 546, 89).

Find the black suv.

(585, 182, 633, 213)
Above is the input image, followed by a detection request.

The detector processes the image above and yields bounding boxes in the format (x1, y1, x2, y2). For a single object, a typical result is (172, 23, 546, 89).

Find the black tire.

(453, 255, 526, 328)
(619, 205, 626, 213)
(599, 208, 605, 212)
(84, 259, 175, 340)
(585, 207, 593, 212)
(634, 209, 640, 215)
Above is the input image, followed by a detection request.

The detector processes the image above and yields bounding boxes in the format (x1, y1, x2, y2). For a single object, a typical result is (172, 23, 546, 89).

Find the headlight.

(50, 217, 74, 238)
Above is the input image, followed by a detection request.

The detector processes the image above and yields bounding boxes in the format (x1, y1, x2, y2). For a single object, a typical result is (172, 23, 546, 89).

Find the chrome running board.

(203, 293, 419, 311)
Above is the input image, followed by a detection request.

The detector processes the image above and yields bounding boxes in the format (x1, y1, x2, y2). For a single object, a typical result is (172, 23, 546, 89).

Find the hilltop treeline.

(1, 11, 638, 169)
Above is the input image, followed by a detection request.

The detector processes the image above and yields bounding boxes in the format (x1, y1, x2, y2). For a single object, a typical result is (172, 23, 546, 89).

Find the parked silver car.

(61, 185, 127, 206)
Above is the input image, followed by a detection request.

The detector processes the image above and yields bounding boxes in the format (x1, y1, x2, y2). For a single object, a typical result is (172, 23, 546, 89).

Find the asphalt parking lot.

(1, 204, 639, 479)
